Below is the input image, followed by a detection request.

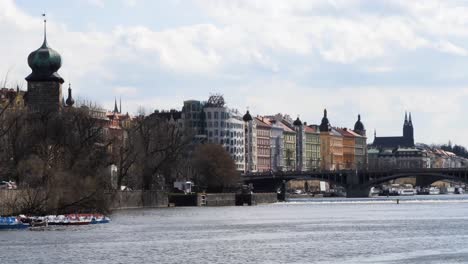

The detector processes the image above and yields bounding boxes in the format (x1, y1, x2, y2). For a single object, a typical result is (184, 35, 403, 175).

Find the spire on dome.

(65, 83, 74, 107)
(242, 109, 253, 122)
(354, 114, 365, 136)
(42, 13, 48, 48)
(319, 108, 330, 132)
(293, 116, 302, 126)
(25, 14, 63, 83)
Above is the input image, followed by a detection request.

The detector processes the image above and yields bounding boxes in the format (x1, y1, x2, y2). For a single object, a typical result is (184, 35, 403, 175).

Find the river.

(1, 195, 468, 264)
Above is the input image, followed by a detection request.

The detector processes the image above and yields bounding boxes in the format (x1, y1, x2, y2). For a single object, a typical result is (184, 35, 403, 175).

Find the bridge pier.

(346, 185, 370, 198)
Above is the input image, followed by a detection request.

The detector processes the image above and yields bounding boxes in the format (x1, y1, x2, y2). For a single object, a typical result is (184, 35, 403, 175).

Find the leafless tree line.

(0, 95, 240, 214)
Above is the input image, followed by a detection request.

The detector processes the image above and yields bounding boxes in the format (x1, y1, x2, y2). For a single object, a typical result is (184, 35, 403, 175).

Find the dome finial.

(42, 13, 48, 48)
(358, 114, 361, 121)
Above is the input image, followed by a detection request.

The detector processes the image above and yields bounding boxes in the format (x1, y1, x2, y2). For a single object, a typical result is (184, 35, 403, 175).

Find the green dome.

(26, 37, 63, 83)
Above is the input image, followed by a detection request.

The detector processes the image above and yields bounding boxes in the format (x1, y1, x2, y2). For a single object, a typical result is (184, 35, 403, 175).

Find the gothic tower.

(402, 112, 414, 146)
(25, 15, 64, 112)
(407, 112, 414, 146)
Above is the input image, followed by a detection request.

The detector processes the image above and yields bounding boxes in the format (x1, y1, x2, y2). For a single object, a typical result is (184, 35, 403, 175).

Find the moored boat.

(0, 217, 29, 230)
(429, 187, 440, 195)
(45, 214, 109, 225)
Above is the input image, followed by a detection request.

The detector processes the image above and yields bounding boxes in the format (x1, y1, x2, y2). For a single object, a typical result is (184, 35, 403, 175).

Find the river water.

(2, 195, 468, 264)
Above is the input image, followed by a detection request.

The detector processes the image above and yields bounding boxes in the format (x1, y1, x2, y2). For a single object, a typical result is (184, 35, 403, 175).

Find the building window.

(214, 112, 219, 119)
(207, 112, 212, 119)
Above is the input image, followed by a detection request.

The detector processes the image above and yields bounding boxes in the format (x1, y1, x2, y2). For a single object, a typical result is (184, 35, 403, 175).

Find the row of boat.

(372, 184, 465, 196)
(0, 214, 110, 230)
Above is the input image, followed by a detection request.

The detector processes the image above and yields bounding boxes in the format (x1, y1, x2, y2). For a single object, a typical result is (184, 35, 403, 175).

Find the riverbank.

(168, 192, 278, 206)
(1, 190, 278, 215)
(0, 190, 169, 215)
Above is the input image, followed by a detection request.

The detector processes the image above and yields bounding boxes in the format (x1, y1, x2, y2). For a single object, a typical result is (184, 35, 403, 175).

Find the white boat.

(428, 187, 440, 195)
(369, 187, 380, 197)
(455, 187, 465, 194)
(398, 188, 416, 196)
(440, 186, 455, 194)
(398, 184, 416, 196)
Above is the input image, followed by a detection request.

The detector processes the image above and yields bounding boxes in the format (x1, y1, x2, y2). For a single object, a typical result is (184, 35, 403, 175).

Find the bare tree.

(192, 144, 240, 193)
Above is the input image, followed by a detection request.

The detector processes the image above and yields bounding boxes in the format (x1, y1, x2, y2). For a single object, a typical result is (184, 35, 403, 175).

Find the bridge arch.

(367, 172, 468, 187)
(243, 172, 349, 194)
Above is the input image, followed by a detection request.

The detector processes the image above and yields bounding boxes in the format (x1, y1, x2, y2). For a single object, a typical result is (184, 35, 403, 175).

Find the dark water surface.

(1, 195, 468, 264)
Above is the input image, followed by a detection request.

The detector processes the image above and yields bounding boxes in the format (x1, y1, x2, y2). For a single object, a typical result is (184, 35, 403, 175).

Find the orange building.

(337, 128, 356, 169)
(318, 109, 343, 170)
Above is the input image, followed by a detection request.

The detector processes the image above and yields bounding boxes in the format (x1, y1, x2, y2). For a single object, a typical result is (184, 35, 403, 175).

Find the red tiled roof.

(304, 126, 317, 133)
(254, 116, 272, 128)
(335, 128, 358, 137)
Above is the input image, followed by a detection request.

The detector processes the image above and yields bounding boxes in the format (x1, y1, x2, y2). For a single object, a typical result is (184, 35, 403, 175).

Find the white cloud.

(434, 40, 468, 56)
(84, 0, 105, 8)
(122, 0, 138, 7)
(113, 86, 139, 96)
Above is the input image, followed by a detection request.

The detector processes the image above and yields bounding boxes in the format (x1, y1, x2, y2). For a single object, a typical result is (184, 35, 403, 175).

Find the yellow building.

(318, 110, 344, 170)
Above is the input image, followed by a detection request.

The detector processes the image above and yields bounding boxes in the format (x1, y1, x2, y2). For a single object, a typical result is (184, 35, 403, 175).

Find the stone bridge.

(241, 168, 468, 198)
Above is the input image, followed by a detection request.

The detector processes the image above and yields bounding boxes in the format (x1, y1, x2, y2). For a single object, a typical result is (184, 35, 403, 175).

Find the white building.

(203, 96, 245, 171)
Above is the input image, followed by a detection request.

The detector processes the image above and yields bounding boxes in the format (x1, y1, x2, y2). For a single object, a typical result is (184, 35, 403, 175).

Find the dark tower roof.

(25, 15, 63, 83)
(242, 110, 253, 122)
(319, 109, 330, 132)
(409, 112, 413, 126)
(65, 83, 74, 107)
(113, 98, 119, 113)
(354, 114, 365, 132)
(293, 116, 302, 126)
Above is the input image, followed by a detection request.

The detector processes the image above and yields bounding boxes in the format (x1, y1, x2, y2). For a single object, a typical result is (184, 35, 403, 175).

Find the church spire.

(113, 97, 119, 113)
(409, 112, 412, 125)
(119, 97, 122, 114)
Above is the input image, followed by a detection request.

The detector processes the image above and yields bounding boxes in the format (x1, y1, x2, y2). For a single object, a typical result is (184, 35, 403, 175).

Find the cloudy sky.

(1, 0, 468, 146)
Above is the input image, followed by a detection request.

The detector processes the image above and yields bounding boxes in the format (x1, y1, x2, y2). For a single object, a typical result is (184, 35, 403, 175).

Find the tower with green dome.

(25, 15, 64, 112)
